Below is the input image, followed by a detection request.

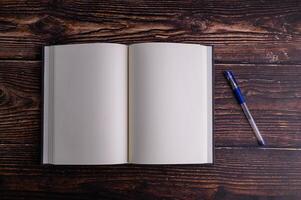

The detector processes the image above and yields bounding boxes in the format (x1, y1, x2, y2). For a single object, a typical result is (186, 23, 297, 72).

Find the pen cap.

(224, 70, 246, 104)
(224, 70, 238, 87)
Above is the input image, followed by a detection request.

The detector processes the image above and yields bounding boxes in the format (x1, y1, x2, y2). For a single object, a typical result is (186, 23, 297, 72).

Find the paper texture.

(44, 43, 128, 164)
(129, 43, 212, 164)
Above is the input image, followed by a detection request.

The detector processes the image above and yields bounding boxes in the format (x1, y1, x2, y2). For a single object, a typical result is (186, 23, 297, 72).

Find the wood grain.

(0, 0, 301, 199)
(0, 61, 40, 145)
(1, 148, 301, 199)
(0, 0, 300, 63)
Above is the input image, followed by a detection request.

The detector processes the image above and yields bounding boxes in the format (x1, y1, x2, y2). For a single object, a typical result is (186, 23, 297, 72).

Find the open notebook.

(43, 43, 213, 165)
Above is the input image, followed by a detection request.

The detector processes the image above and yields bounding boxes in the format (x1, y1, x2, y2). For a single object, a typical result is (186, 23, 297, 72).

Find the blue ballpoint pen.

(224, 70, 266, 146)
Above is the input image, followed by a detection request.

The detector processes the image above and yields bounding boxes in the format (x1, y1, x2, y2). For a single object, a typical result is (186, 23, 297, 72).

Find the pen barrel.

(241, 103, 265, 146)
(224, 70, 265, 146)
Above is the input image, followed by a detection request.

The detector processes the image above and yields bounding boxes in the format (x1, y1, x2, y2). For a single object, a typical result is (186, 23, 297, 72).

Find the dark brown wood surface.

(1, 0, 301, 199)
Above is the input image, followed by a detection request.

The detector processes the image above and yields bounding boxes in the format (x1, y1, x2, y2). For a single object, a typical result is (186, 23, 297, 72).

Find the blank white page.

(43, 43, 128, 164)
(129, 43, 212, 164)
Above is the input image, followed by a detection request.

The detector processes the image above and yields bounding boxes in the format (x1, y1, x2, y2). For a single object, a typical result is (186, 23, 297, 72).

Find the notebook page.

(129, 43, 212, 164)
(44, 43, 128, 164)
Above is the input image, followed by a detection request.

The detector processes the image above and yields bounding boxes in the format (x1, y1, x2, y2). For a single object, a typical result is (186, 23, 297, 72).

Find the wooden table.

(1, 1, 301, 199)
